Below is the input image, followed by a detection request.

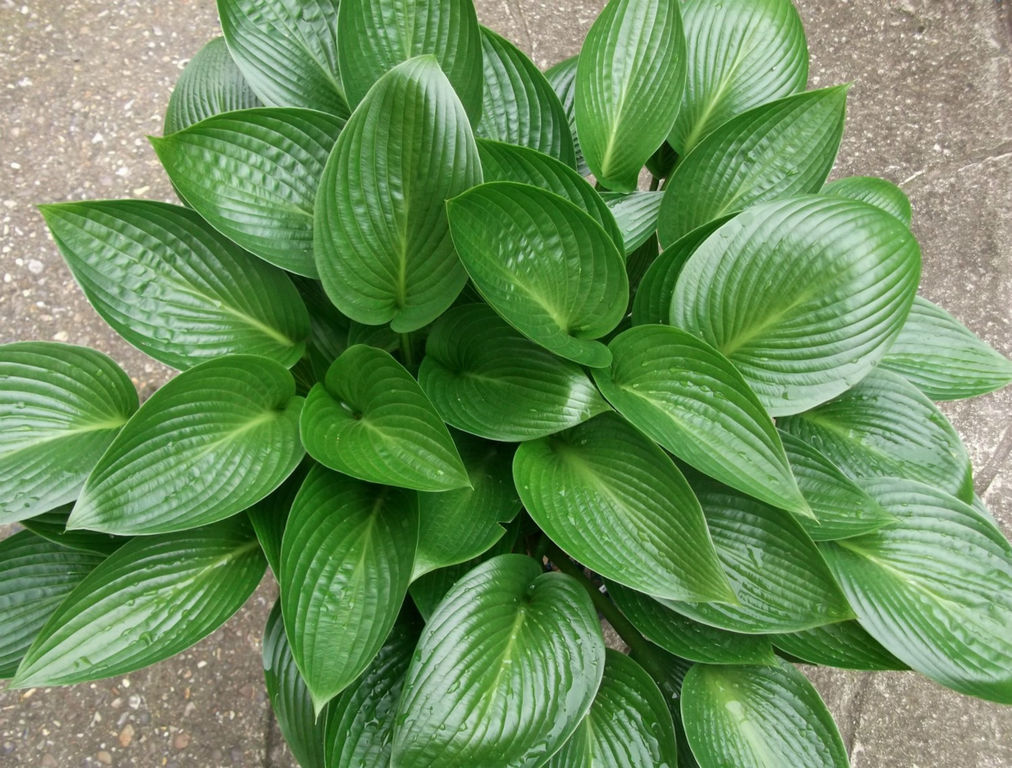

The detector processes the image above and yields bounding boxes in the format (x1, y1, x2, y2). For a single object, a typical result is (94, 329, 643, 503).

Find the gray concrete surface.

(0, 0, 1010, 766)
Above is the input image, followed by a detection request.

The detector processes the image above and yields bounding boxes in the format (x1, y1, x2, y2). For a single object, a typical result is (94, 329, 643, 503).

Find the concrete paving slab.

(0, 0, 1010, 766)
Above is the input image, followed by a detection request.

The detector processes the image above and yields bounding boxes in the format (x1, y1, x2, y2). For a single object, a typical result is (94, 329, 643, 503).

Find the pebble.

(96, 750, 113, 765)
(40, 755, 58, 768)
(118, 723, 134, 748)
(173, 732, 190, 750)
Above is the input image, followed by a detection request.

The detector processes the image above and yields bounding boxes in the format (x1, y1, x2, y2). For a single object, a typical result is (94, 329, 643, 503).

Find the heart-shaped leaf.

(153, 108, 345, 277)
(544, 55, 588, 175)
(658, 86, 848, 246)
(217, 0, 349, 116)
(514, 413, 735, 603)
(69, 355, 305, 535)
(280, 466, 418, 713)
(602, 191, 663, 255)
(771, 621, 906, 671)
(680, 659, 849, 768)
(575, 0, 686, 190)
(40, 200, 310, 370)
(670, 0, 808, 155)
(21, 506, 125, 556)
(820, 477, 1012, 704)
(670, 196, 921, 415)
(301, 345, 468, 491)
(823, 175, 912, 225)
(447, 181, 628, 368)
(593, 325, 809, 516)
(0, 342, 136, 524)
(10, 517, 265, 688)
(417, 303, 609, 441)
(315, 56, 482, 332)
(391, 554, 606, 767)
(337, 0, 483, 121)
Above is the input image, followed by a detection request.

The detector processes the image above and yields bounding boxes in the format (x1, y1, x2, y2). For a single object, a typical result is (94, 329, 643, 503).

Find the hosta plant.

(2, 0, 1011, 765)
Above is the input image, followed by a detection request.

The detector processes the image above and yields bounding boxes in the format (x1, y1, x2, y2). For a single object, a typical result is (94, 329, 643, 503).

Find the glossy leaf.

(280, 466, 418, 712)
(820, 477, 1012, 704)
(417, 303, 609, 441)
(514, 413, 735, 602)
(823, 175, 912, 225)
(771, 621, 907, 671)
(642, 647, 699, 768)
(602, 191, 663, 255)
(391, 554, 606, 767)
(658, 86, 848, 246)
(22, 506, 124, 556)
(301, 345, 468, 492)
(40, 200, 310, 370)
(153, 108, 345, 277)
(544, 55, 588, 175)
(575, 0, 686, 190)
(671, 196, 921, 415)
(69, 355, 304, 535)
(10, 517, 264, 688)
(670, 0, 808, 155)
(315, 56, 481, 332)
(247, 461, 310, 577)
(680, 659, 848, 768)
(594, 325, 809, 515)
(447, 181, 628, 368)
(0, 342, 137, 524)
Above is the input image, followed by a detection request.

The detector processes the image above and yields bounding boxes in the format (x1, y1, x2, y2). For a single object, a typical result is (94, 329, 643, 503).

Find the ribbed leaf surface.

(544, 55, 588, 175)
(602, 191, 663, 255)
(22, 506, 124, 555)
(771, 621, 906, 671)
(823, 175, 912, 225)
(246, 461, 309, 577)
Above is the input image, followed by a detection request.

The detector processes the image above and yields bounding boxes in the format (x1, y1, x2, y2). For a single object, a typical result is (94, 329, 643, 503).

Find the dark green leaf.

(22, 506, 125, 556)
(247, 461, 310, 577)
(641, 647, 699, 768)
(823, 175, 912, 225)
(771, 621, 907, 671)
(602, 191, 663, 255)
(544, 55, 589, 175)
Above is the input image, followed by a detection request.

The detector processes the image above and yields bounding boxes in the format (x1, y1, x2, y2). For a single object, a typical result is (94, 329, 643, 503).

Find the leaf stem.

(399, 332, 416, 369)
(649, 175, 660, 192)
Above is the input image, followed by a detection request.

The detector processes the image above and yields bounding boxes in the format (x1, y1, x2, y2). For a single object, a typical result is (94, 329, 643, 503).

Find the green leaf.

(879, 295, 1012, 400)
(544, 55, 589, 175)
(820, 477, 1012, 704)
(301, 345, 468, 492)
(447, 181, 628, 368)
(823, 175, 912, 226)
(0, 531, 105, 678)
(22, 506, 125, 555)
(778, 369, 973, 502)
(40, 200, 310, 370)
(601, 191, 663, 255)
(575, 0, 686, 190)
(680, 659, 848, 768)
(546, 650, 679, 768)
(417, 303, 609, 441)
(670, 196, 921, 415)
(641, 647, 699, 768)
(771, 621, 907, 671)
(514, 413, 734, 603)
(280, 466, 418, 713)
(608, 582, 776, 665)
(337, 0, 483, 122)
(152, 108, 345, 277)
(247, 461, 310, 577)
(476, 27, 576, 167)
(658, 86, 848, 246)
(670, 0, 808, 155)
(0, 342, 137, 524)
(593, 325, 809, 516)
(69, 355, 305, 535)
(163, 36, 261, 134)
(391, 554, 606, 767)
(315, 56, 482, 332)
(263, 601, 327, 768)
(217, 0, 349, 116)
(10, 517, 264, 688)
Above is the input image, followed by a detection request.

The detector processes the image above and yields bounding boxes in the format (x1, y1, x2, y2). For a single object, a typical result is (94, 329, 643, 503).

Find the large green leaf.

(778, 369, 973, 502)
(417, 303, 609, 441)
(670, 196, 921, 415)
(10, 517, 264, 688)
(658, 86, 848, 246)
(163, 36, 261, 134)
(544, 55, 588, 175)
(391, 554, 605, 767)
(247, 461, 310, 577)
(594, 325, 809, 515)
(0, 531, 105, 678)
(0, 342, 137, 524)
(280, 466, 418, 713)
(40, 200, 310, 370)
(301, 345, 468, 492)
(217, 0, 348, 116)
(337, 0, 483, 121)
(879, 295, 1012, 400)
(514, 413, 734, 603)
(575, 0, 686, 190)
(641, 647, 699, 768)
(153, 108, 344, 277)
(820, 477, 1012, 704)
(315, 56, 481, 332)
(670, 0, 808, 155)
(771, 621, 906, 671)
(680, 659, 848, 768)
(823, 175, 912, 225)
(602, 191, 663, 255)
(447, 181, 628, 368)
(69, 356, 304, 535)
(547, 650, 679, 768)
(476, 27, 575, 166)
(22, 506, 125, 556)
